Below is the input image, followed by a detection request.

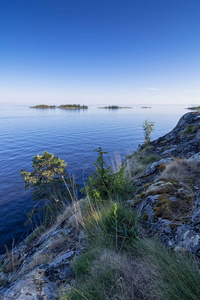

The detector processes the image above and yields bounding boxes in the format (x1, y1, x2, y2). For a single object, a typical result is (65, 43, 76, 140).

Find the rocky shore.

(124, 111, 200, 255)
(1, 111, 200, 299)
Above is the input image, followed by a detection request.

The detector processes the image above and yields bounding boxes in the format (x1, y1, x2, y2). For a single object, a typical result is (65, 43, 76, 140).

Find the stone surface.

(0, 206, 85, 299)
(124, 112, 200, 254)
(2, 269, 58, 300)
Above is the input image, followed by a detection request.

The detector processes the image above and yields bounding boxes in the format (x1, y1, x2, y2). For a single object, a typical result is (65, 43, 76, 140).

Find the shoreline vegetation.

(187, 105, 200, 110)
(30, 104, 88, 109)
(30, 104, 56, 109)
(99, 105, 132, 109)
(2, 113, 200, 299)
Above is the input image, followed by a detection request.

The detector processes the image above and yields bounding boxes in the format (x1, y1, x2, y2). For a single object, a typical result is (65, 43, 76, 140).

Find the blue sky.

(1, 0, 200, 106)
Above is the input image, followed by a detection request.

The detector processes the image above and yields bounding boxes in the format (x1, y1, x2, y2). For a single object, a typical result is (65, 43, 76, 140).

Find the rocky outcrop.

(126, 111, 200, 256)
(152, 111, 200, 157)
(0, 205, 85, 299)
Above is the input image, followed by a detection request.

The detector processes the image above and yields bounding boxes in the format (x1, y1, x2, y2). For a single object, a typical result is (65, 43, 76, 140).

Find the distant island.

(99, 105, 132, 109)
(30, 105, 56, 109)
(187, 106, 200, 110)
(141, 106, 152, 109)
(30, 104, 88, 109)
(59, 104, 88, 109)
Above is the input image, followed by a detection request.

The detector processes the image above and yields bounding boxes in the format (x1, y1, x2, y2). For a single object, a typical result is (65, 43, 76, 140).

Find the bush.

(20, 151, 74, 225)
(142, 120, 155, 144)
(83, 147, 126, 201)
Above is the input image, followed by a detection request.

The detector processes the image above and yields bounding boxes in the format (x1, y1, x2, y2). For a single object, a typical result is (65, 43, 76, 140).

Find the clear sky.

(1, 0, 200, 106)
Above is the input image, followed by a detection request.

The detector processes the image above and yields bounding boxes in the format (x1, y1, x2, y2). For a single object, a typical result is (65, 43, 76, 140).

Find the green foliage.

(30, 105, 56, 109)
(100, 105, 131, 109)
(142, 119, 155, 143)
(140, 153, 160, 165)
(127, 144, 160, 177)
(73, 249, 100, 278)
(182, 124, 200, 136)
(61, 262, 119, 300)
(1, 263, 6, 274)
(104, 105, 120, 109)
(85, 202, 137, 249)
(26, 225, 45, 244)
(132, 238, 200, 300)
(59, 104, 88, 109)
(187, 106, 200, 110)
(60, 250, 127, 300)
(20, 151, 72, 224)
(83, 147, 126, 201)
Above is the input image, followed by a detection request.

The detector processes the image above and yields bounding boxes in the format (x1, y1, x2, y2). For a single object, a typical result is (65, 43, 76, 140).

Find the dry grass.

(49, 235, 67, 252)
(11, 251, 53, 281)
(110, 151, 123, 173)
(159, 157, 200, 185)
(62, 249, 156, 300)
(124, 145, 160, 180)
(100, 250, 156, 300)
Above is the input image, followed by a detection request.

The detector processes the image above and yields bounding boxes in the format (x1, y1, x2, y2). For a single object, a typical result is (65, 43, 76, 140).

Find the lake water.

(0, 105, 188, 253)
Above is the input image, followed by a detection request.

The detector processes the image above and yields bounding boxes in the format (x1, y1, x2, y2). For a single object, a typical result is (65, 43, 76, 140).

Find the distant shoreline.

(187, 106, 200, 110)
(99, 105, 132, 109)
(30, 104, 88, 109)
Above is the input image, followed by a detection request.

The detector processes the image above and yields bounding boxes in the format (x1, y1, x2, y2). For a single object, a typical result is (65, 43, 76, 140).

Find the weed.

(182, 124, 200, 136)
(26, 225, 45, 244)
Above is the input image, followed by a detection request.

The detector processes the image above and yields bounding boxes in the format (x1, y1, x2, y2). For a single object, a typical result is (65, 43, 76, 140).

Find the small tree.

(83, 147, 125, 201)
(20, 151, 72, 224)
(142, 120, 155, 144)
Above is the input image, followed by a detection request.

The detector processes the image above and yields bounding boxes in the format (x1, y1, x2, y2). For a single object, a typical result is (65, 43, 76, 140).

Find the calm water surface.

(0, 105, 188, 253)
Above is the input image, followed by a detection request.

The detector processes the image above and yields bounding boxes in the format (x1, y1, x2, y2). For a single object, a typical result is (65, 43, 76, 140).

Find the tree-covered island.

(187, 106, 200, 110)
(30, 105, 56, 109)
(59, 104, 88, 109)
(30, 104, 88, 109)
(99, 105, 132, 109)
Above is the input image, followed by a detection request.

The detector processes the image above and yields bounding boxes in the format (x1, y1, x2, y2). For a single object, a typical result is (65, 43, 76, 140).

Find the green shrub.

(142, 120, 155, 143)
(20, 151, 75, 225)
(82, 147, 126, 201)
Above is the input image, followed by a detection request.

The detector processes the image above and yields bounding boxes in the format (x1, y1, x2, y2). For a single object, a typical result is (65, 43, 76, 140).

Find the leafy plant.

(142, 119, 155, 144)
(20, 151, 73, 224)
(83, 147, 126, 201)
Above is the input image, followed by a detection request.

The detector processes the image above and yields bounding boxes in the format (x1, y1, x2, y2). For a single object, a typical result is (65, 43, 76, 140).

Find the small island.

(99, 105, 132, 109)
(141, 106, 152, 109)
(30, 105, 56, 109)
(59, 104, 88, 109)
(187, 106, 200, 110)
